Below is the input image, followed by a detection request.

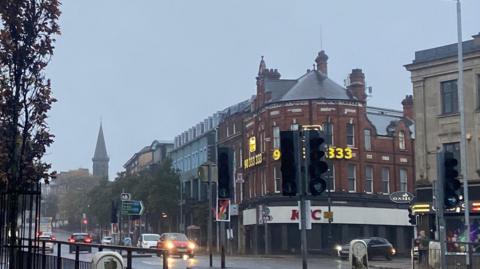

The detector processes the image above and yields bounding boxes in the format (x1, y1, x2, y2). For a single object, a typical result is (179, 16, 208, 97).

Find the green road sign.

(121, 200, 144, 215)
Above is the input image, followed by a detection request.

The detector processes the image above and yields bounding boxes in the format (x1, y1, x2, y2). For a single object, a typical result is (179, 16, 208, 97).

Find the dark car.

(335, 237, 396, 260)
(67, 233, 93, 253)
(156, 233, 195, 258)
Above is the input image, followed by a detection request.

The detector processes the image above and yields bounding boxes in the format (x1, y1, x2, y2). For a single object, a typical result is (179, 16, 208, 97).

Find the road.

(49, 231, 411, 269)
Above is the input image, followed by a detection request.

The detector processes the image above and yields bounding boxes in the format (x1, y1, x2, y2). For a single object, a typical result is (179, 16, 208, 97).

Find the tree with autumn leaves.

(0, 0, 60, 267)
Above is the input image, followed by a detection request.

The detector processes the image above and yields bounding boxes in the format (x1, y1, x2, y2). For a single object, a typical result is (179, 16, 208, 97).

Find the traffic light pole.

(297, 130, 308, 269)
(436, 151, 447, 268)
(207, 164, 213, 267)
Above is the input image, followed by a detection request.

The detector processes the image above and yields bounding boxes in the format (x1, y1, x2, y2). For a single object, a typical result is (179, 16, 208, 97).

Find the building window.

(233, 123, 236, 134)
(400, 168, 408, 192)
(273, 126, 280, 149)
(346, 123, 355, 146)
(274, 167, 281, 193)
(291, 124, 299, 131)
(347, 164, 356, 192)
(365, 166, 373, 193)
(326, 164, 335, 191)
(323, 122, 333, 145)
(382, 167, 390, 194)
(364, 129, 371, 151)
(441, 80, 458, 114)
(399, 131, 406, 150)
(443, 142, 461, 168)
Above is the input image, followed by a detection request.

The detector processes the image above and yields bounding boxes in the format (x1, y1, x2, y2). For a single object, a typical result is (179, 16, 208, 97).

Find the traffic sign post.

(120, 193, 131, 201)
(121, 200, 144, 215)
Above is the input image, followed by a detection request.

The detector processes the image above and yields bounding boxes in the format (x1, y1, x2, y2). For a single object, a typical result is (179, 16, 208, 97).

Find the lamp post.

(455, 1, 471, 267)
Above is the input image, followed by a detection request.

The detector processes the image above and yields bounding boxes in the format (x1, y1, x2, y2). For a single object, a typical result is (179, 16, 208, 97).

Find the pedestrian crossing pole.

(297, 130, 308, 269)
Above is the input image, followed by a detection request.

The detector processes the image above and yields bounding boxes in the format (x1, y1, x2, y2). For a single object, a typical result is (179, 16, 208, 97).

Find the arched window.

(399, 131, 406, 150)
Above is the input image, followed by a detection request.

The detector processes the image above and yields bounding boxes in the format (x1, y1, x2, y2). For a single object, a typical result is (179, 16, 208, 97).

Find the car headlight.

(188, 242, 196, 250)
(166, 241, 175, 249)
(335, 245, 342, 251)
(391, 248, 396, 255)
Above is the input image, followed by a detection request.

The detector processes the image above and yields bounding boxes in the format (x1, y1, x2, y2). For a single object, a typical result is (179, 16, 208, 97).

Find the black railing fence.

(32, 239, 170, 269)
(0, 182, 42, 269)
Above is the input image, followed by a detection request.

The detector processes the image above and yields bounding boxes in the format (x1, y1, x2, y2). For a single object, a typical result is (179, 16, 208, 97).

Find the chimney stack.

(401, 95, 414, 120)
(315, 50, 328, 75)
(348, 69, 366, 102)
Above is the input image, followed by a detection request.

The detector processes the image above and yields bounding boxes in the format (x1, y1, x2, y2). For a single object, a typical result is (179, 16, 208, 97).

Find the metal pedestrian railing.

(30, 238, 170, 269)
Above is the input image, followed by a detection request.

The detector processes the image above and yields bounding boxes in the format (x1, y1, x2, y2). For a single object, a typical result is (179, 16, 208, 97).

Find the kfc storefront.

(241, 204, 414, 254)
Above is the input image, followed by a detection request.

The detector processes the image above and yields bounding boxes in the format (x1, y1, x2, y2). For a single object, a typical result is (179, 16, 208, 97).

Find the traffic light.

(217, 147, 232, 199)
(280, 131, 298, 196)
(408, 207, 416, 225)
(443, 151, 461, 209)
(306, 130, 328, 195)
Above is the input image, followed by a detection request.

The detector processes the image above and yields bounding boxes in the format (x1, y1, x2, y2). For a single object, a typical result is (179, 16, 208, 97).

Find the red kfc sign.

(290, 209, 322, 221)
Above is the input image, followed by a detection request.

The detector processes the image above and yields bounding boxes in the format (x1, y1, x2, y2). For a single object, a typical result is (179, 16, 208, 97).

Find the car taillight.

(84, 238, 92, 243)
(51, 236, 56, 241)
(68, 238, 75, 243)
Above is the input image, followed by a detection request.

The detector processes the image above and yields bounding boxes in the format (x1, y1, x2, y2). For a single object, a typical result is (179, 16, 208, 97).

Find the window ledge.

(437, 112, 460, 118)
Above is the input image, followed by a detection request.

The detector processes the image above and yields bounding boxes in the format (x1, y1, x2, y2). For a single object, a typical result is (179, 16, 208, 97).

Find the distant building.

(123, 140, 173, 175)
(92, 124, 109, 179)
(405, 33, 480, 241)
(169, 113, 221, 238)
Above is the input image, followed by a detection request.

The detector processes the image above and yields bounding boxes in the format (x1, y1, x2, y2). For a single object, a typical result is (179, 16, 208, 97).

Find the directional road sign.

(121, 200, 144, 215)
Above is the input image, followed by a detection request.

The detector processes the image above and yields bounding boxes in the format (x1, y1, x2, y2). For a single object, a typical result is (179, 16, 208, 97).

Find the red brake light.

(51, 236, 56, 241)
(84, 237, 92, 243)
(68, 238, 75, 243)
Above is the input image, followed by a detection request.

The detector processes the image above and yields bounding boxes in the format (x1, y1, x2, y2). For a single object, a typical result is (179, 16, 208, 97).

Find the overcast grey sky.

(45, 0, 480, 179)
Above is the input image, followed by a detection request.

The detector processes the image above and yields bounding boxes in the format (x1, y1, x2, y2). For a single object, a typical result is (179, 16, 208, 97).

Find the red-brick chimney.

(315, 50, 328, 75)
(402, 95, 414, 120)
(348, 69, 366, 102)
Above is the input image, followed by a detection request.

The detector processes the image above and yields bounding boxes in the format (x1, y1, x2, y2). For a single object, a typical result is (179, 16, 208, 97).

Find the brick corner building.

(218, 51, 416, 254)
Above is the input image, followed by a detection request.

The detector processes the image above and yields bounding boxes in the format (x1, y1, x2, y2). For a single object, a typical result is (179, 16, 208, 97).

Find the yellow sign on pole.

(323, 211, 333, 219)
(272, 149, 281, 160)
(249, 137, 256, 153)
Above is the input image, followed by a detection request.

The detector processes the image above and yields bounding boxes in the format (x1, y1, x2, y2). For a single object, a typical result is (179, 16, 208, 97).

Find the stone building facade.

(405, 33, 480, 242)
(123, 140, 173, 175)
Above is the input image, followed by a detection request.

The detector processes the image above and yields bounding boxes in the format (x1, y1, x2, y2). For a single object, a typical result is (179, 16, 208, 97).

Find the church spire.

(92, 123, 109, 179)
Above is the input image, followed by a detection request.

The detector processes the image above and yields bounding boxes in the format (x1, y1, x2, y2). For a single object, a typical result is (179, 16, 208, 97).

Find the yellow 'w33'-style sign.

(327, 147, 353, 160)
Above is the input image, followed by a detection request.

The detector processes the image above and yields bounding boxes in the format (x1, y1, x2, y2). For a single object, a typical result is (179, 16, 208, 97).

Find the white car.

(101, 236, 113, 245)
(137, 233, 160, 249)
(38, 232, 55, 253)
